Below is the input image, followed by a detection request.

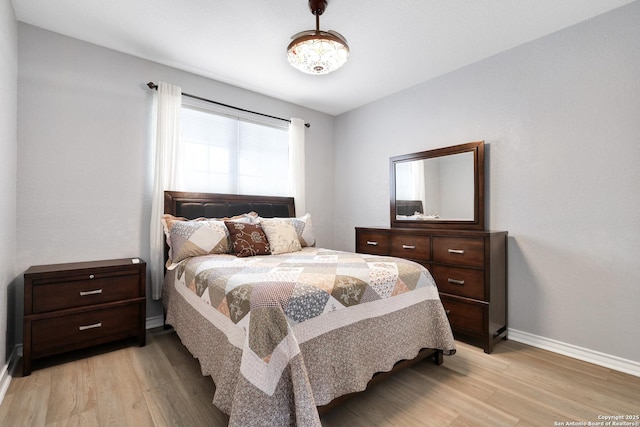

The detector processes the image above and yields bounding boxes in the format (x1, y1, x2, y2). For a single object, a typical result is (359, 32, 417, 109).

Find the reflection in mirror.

(390, 140, 484, 230)
(395, 152, 474, 221)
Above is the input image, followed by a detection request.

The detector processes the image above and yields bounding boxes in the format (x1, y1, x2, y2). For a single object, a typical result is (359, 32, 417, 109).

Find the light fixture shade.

(287, 31, 349, 75)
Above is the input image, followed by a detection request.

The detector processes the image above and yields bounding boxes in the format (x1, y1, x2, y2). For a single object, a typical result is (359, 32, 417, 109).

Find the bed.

(161, 191, 456, 426)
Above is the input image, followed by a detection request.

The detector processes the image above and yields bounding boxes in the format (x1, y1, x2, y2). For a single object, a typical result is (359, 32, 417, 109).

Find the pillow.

(258, 213, 316, 247)
(161, 214, 230, 268)
(225, 211, 260, 224)
(260, 218, 302, 255)
(225, 222, 271, 257)
(290, 213, 316, 247)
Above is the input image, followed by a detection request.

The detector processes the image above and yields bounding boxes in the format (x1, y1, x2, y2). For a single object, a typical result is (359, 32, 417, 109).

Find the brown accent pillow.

(225, 222, 271, 257)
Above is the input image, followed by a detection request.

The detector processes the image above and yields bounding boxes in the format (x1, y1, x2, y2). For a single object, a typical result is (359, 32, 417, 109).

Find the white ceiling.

(13, 0, 635, 115)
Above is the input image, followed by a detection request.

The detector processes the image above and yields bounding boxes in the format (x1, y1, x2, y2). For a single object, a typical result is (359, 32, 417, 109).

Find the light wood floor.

(1, 329, 638, 426)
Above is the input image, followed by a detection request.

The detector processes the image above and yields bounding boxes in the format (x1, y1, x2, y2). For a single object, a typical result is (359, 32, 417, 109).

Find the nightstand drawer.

(432, 265, 485, 300)
(390, 234, 431, 261)
(30, 303, 143, 358)
(433, 237, 484, 267)
(32, 271, 142, 313)
(440, 295, 486, 335)
(356, 230, 389, 255)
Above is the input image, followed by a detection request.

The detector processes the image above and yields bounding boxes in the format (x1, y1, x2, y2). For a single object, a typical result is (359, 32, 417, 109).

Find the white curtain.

(411, 159, 426, 214)
(149, 82, 182, 300)
(289, 118, 306, 216)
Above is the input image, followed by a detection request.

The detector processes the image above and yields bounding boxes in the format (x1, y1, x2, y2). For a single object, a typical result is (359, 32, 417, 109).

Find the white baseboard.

(146, 315, 165, 330)
(508, 328, 640, 378)
(0, 345, 20, 405)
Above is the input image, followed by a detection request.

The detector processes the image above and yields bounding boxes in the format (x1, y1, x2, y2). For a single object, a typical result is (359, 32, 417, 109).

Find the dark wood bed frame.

(163, 191, 444, 415)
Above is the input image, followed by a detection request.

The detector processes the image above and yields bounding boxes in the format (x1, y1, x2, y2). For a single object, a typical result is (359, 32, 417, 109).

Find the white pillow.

(290, 213, 315, 247)
(260, 218, 302, 255)
(258, 213, 316, 247)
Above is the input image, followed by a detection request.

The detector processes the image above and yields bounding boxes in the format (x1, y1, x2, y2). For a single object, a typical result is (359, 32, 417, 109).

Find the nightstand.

(23, 258, 146, 375)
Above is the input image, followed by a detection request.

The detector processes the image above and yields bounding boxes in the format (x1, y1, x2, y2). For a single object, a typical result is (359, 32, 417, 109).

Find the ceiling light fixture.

(287, 0, 349, 75)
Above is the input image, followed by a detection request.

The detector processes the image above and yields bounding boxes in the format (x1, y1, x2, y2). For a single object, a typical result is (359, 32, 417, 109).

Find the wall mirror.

(390, 141, 485, 230)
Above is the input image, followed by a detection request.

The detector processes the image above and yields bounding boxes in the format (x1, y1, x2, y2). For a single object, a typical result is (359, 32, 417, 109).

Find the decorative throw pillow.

(226, 211, 260, 224)
(225, 222, 271, 257)
(260, 219, 302, 255)
(290, 213, 316, 247)
(161, 214, 230, 268)
(258, 213, 316, 247)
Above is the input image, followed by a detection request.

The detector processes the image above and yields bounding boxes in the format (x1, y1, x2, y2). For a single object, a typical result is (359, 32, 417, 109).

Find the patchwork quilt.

(166, 247, 456, 426)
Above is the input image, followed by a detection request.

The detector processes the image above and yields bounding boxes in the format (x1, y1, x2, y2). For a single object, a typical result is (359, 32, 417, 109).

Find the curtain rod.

(146, 82, 310, 128)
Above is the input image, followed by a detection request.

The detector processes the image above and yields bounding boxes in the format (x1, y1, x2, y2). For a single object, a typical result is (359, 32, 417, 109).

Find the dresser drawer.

(356, 230, 389, 255)
(390, 234, 431, 261)
(440, 295, 486, 335)
(432, 265, 485, 300)
(30, 303, 143, 358)
(433, 237, 484, 268)
(31, 270, 142, 313)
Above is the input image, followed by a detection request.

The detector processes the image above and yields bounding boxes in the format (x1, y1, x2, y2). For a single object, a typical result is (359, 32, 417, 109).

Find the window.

(180, 103, 290, 196)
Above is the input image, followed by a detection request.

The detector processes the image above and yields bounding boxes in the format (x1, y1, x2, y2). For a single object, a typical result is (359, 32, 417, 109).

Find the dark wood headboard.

(164, 191, 296, 219)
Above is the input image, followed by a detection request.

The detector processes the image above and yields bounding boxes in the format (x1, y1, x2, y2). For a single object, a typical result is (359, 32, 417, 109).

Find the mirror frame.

(390, 140, 485, 230)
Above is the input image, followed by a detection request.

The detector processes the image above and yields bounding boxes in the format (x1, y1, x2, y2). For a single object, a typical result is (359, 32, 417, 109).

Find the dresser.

(23, 258, 147, 375)
(356, 227, 507, 353)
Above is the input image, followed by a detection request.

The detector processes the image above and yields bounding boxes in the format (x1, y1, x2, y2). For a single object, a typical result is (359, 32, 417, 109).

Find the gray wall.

(334, 2, 640, 363)
(0, 0, 17, 368)
(15, 24, 335, 345)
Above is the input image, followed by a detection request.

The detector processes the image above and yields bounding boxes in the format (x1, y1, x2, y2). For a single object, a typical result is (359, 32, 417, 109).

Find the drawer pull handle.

(448, 249, 465, 254)
(402, 245, 416, 250)
(89, 274, 95, 279)
(445, 309, 451, 315)
(366, 241, 378, 246)
(79, 322, 102, 331)
(80, 289, 103, 296)
(448, 278, 465, 285)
